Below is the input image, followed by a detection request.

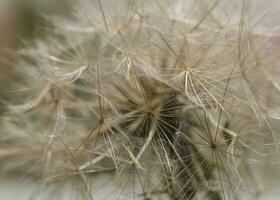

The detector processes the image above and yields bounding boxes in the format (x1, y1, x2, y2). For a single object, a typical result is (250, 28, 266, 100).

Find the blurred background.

(0, 0, 75, 114)
(0, 1, 74, 199)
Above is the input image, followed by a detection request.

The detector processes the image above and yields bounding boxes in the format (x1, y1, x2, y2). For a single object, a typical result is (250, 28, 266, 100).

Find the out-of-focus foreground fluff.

(0, 0, 280, 199)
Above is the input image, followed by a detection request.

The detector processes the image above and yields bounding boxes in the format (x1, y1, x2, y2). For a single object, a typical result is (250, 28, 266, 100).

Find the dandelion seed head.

(0, 0, 279, 199)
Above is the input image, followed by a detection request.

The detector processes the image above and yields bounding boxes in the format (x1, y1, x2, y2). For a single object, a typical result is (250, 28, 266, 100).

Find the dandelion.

(0, 0, 279, 200)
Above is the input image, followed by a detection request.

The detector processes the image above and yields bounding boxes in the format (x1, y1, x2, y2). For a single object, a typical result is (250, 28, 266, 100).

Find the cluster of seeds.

(1, 0, 279, 199)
